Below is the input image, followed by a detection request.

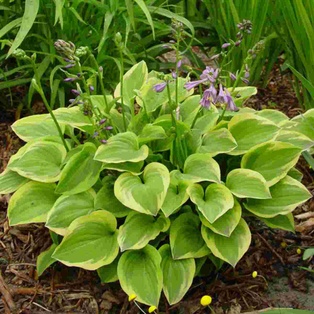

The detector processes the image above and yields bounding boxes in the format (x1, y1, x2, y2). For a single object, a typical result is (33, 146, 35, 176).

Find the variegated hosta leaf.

(46, 189, 96, 235)
(56, 142, 102, 195)
(159, 244, 195, 305)
(53, 211, 119, 270)
(97, 255, 119, 283)
(11, 114, 65, 142)
(161, 170, 190, 217)
(114, 60, 148, 108)
(138, 124, 167, 143)
(118, 212, 170, 251)
(290, 109, 314, 140)
(181, 153, 221, 183)
(259, 213, 295, 232)
(170, 212, 210, 259)
(199, 199, 242, 237)
(275, 130, 314, 151)
(228, 113, 279, 155)
(202, 218, 251, 267)
(255, 109, 289, 125)
(118, 245, 163, 307)
(194, 110, 220, 134)
(8, 140, 67, 183)
(188, 183, 234, 224)
(198, 128, 237, 156)
(8, 182, 58, 225)
(241, 141, 302, 187)
(37, 244, 57, 276)
(244, 176, 311, 218)
(94, 132, 149, 163)
(226, 168, 271, 199)
(114, 162, 170, 216)
(0, 169, 28, 194)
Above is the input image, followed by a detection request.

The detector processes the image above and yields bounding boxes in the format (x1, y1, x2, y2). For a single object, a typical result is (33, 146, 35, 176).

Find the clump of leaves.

(0, 40, 313, 309)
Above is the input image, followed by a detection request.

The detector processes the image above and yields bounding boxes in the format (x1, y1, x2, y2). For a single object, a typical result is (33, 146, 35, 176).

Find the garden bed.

(0, 65, 313, 314)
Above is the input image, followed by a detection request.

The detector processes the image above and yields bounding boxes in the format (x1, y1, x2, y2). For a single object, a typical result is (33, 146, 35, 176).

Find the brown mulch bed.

(0, 64, 314, 314)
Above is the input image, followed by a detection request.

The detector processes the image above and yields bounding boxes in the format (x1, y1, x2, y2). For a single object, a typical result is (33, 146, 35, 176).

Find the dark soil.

(0, 64, 313, 314)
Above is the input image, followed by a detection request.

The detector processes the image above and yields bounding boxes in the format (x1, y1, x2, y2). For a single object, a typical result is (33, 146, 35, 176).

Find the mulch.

(0, 63, 313, 314)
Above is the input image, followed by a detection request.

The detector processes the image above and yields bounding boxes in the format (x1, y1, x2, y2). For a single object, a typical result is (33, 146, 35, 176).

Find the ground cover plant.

(0, 25, 313, 311)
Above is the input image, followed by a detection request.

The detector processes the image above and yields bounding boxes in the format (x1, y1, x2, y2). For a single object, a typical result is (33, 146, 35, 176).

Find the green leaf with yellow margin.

(228, 113, 279, 155)
(118, 245, 163, 307)
(244, 176, 311, 218)
(114, 162, 170, 216)
(226, 169, 271, 199)
(170, 212, 210, 259)
(199, 199, 242, 237)
(37, 244, 57, 276)
(259, 213, 295, 232)
(159, 244, 195, 305)
(52, 210, 119, 270)
(46, 189, 96, 235)
(8, 182, 58, 225)
(241, 141, 302, 187)
(201, 218, 251, 267)
(0, 169, 28, 194)
(118, 212, 170, 251)
(188, 183, 234, 223)
(94, 132, 149, 163)
(56, 142, 102, 195)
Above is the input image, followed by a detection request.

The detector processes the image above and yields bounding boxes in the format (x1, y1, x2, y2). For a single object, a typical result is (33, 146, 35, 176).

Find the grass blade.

(134, 0, 155, 39)
(7, 0, 40, 57)
(0, 18, 22, 39)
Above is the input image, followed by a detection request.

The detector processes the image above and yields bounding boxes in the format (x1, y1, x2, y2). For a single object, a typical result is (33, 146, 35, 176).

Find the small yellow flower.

(148, 305, 157, 313)
(281, 242, 287, 248)
(128, 294, 137, 302)
(297, 248, 302, 255)
(200, 295, 212, 306)
(252, 271, 258, 278)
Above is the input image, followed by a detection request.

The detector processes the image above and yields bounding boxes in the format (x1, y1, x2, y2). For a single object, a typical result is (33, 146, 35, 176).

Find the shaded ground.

(0, 63, 314, 313)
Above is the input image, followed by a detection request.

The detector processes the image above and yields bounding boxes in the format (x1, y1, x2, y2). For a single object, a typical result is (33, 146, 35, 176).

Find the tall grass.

(0, 0, 195, 109)
(272, 0, 314, 109)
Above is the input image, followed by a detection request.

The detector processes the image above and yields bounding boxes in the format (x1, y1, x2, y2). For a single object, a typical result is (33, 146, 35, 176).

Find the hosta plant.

(1, 43, 313, 309)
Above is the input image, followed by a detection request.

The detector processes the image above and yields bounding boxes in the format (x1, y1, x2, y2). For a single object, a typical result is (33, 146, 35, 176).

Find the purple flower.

(71, 89, 80, 96)
(229, 73, 237, 81)
(184, 79, 207, 91)
(64, 77, 76, 82)
(222, 43, 231, 49)
(153, 82, 167, 93)
(64, 63, 76, 69)
(99, 118, 107, 125)
(199, 85, 217, 109)
(216, 84, 227, 103)
(172, 71, 177, 79)
(89, 85, 95, 92)
(225, 90, 238, 111)
(200, 67, 219, 83)
(105, 126, 113, 130)
(101, 139, 108, 144)
(241, 78, 250, 84)
(177, 60, 182, 69)
(93, 131, 99, 138)
(69, 99, 75, 103)
(235, 40, 241, 47)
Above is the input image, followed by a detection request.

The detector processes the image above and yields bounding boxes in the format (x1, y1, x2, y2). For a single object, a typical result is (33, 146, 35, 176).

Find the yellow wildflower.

(148, 305, 157, 313)
(297, 248, 302, 255)
(128, 294, 137, 302)
(252, 271, 258, 278)
(200, 295, 212, 306)
(281, 242, 287, 248)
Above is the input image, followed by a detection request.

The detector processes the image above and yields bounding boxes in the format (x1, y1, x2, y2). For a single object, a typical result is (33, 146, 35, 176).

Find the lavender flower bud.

(221, 43, 231, 49)
(64, 63, 76, 69)
(99, 66, 103, 72)
(99, 118, 107, 125)
(105, 126, 113, 130)
(54, 40, 76, 59)
(235, 40, 242, 47)
(64, 77, 76, 82)
(177, 60, 182, 69)
(153, 82, 167, 93)
(89, 85, 95, 92)
(172, 71, 177, 79)
(71, 89, 80, 96)
(93, 132, 99, 138)
(101, 139, 108, 144)
(241, 78, 250, 84)
(69, 99, 76, 103)
(229, 73, 237, 81)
